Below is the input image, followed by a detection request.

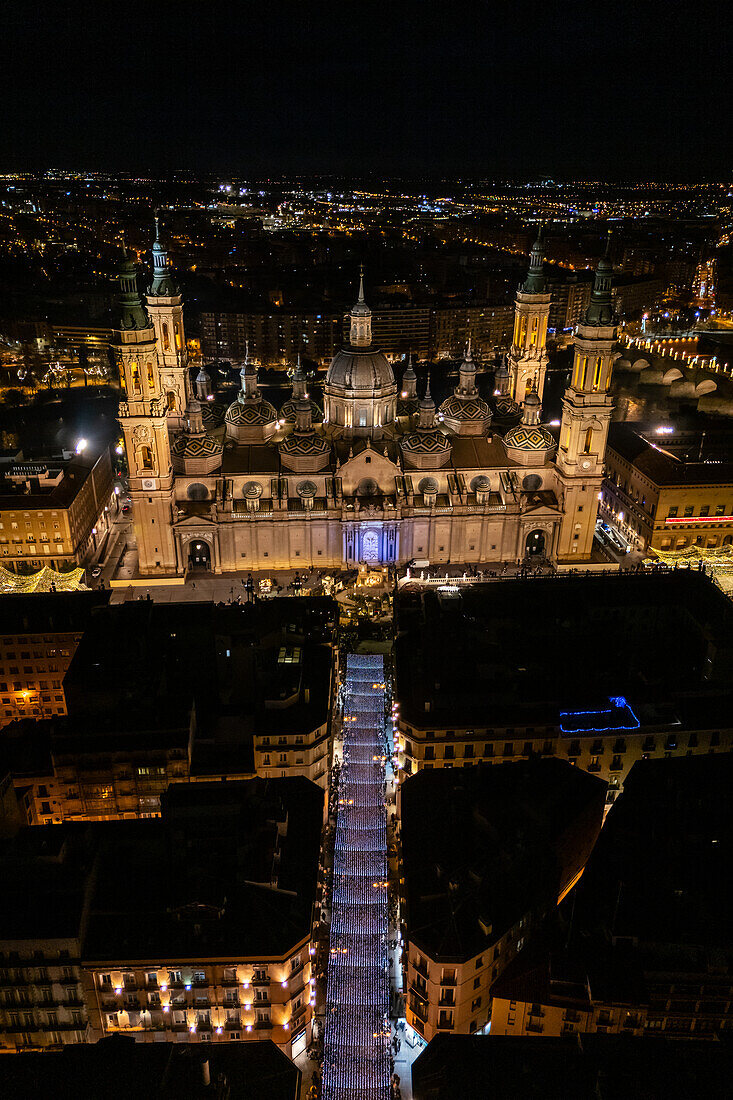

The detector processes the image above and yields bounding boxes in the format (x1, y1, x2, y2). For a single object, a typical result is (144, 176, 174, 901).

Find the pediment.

(339, 444, 401, 494)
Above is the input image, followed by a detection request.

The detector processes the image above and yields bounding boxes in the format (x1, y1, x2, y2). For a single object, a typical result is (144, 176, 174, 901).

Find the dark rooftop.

(83, 777, 323, 962)
(608, 423, 733, 486)
(0, 589, 110, 634)
(0, 824, 96, 942)
(400, 759, 605, 962)
(0, 1035, 300, 1100)
(411, 1033, 733, 1100)
(573, 752, 733, 949)
(395, 571, 733, 732)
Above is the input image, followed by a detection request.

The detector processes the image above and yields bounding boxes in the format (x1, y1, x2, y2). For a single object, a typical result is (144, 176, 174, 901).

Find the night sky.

(3, 0, 732, 178)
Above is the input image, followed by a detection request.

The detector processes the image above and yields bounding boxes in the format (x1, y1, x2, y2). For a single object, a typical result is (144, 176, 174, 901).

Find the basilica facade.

(114, 225, 618, 575)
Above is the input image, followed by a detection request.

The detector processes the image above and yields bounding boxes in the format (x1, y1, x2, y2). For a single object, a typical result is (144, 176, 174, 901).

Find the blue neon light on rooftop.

(559, 696, 640, 734)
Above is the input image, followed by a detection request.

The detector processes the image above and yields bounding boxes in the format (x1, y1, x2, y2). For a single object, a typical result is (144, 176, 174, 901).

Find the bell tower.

(555, 237, 617, 562)
(146, 212, 188, 431)
(508, 225, 551, 405)
(113, 243, 177, 574)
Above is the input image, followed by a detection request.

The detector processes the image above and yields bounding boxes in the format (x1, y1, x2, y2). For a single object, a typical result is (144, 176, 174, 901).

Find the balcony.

(438, 994, 455, 1007)
(527, 1021, 544, 1034)
(439, 975, 457, 987)
(413, 958, 429, 980)
(409, 998, 428, 1025)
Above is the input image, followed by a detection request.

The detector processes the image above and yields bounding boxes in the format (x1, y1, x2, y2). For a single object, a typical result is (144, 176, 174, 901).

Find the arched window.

(580, 356, 589, 389)
(162, 323, 170, 351)
(583, 427, 594, 454)
(592, 356, 603, 391)
(147, 362, 155, 388)
(131, 361, 141, 394)
(139, 446, 153, 470)
(530, 317, 539, 346)
(518, 316, 528, 347)
(174, 322, 182, 350)
(166, 391, 176, 411)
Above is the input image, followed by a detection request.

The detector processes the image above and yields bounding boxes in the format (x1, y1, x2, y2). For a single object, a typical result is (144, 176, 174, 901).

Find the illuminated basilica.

(115, 222, 618, 575)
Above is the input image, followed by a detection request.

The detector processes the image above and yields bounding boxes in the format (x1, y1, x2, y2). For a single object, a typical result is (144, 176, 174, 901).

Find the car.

(122, 505, 131, 514)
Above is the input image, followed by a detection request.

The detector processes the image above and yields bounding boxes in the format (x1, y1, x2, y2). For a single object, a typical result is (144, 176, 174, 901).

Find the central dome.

(323, 273, 397, 438)
(325, 347, 395, 391)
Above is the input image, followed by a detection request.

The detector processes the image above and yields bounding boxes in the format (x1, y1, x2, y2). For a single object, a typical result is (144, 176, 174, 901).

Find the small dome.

(400, 429, 451, 457)
(201, 402, 226, 428)
(296, 480, 318, 498)
(280, 396, 323, 424)
(418, 476, 439, 494)
(439, 392, 491, 423)
(503, 423, 556, 452)
(325, 347, 395, 391)
(225, 396, 278, 427)
(492, 394, 520, 420)
(524, 388, 541, 408)
(279, 432, 330, 458)
(471, 475, 491, 492)
(243, 481, 263, 499)
(170, 433, 223, 459)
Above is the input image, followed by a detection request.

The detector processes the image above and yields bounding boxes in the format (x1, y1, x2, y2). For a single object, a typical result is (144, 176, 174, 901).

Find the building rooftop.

(400, 759, 605, 962)
(574, 752, 733, 949)
(395, 572, 733, 733)
(0, 823, 95, 943)
(0, 444, 110, 510)
(0, 589, 110, 634)
(411, 1033, 733, 1100)
(608, 423, 733, 486)
(83, 777, 323, 962)
(0, 1035, 301, 1100)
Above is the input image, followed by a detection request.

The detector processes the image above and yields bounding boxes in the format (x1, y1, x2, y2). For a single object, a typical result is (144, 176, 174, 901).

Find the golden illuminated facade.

(84, 948, 313, 1057)
(117, 229, 619, 574)
(507, 227, 551, 405)
(0, 446, 115, 573)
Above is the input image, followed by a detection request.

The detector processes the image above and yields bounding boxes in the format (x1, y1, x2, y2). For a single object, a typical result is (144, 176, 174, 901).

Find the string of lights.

(322, 654, 391, 1100)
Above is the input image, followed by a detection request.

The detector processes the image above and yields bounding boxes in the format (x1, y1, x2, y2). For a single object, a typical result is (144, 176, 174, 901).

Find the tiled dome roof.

(400, 429, 451, 456)
(225, 396, 278, 426)
(280, 396, 323, 424)
(171, 433, 223, 459)
(503, 423, 555, 452)
(439, 393, 490, 422)
(279, 432, 330, 457)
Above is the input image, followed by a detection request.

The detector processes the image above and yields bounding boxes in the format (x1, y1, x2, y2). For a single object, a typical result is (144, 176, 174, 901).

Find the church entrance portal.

(188, 540, 211, 571)
(362, 529, 380, 562)
(525, 529, 546, 558)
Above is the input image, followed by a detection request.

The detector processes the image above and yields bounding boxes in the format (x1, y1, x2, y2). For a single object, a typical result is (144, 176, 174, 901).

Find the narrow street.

(322, 654, 391, 1100)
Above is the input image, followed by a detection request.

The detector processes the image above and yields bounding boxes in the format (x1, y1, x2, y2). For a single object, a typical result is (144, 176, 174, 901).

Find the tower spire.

(521, 223, 547, 294)
(149, 210, 179, 297)
(349, 267, 372, 347)
(583, 231, 615, 326)
(115, 240, 149, 331)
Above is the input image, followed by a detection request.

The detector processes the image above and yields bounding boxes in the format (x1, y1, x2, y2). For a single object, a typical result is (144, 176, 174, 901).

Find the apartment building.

(394, 573, 733, 803)
(0, 444, 116, 572)
(82, 779, 322, 1059)
(399, 760, 605, 1044)
(0, 825, 95, 1050)
(0, 591, 109, 728)
(603, 424, 733, 553)
(0, 779, 323, 1058)
(0, 598, 336, 830)
(489, 753, 733, 1042)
